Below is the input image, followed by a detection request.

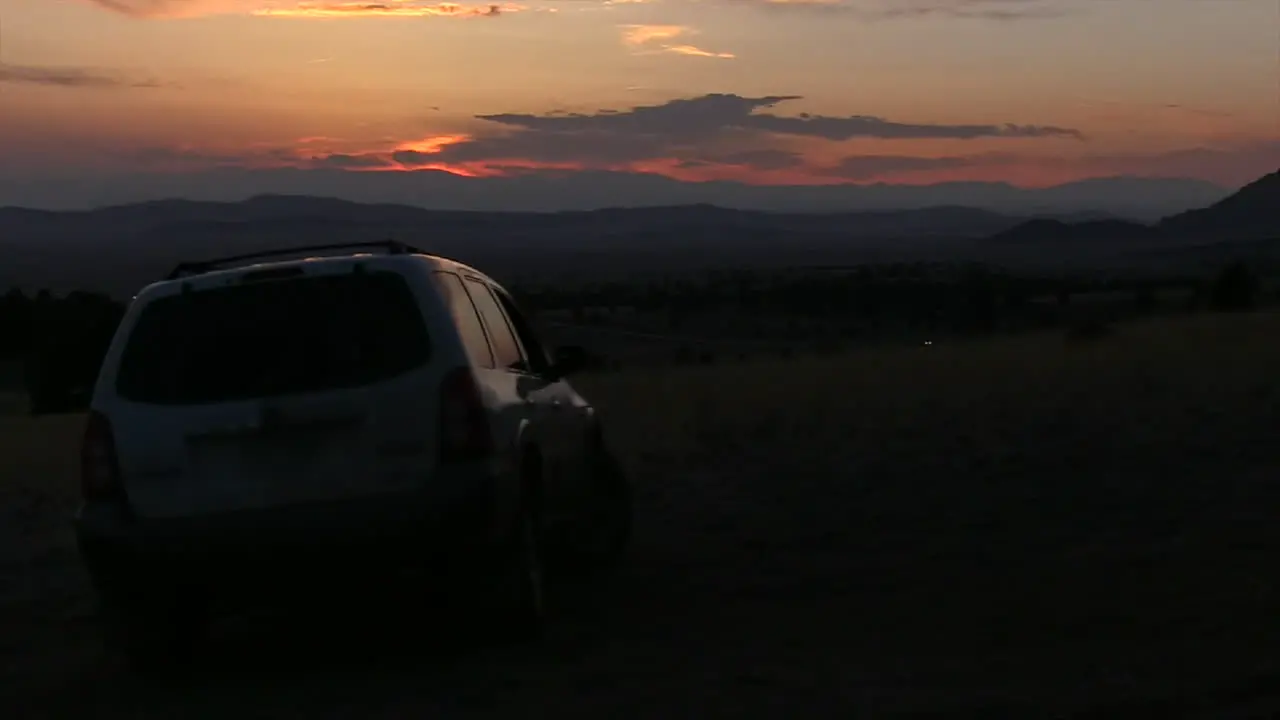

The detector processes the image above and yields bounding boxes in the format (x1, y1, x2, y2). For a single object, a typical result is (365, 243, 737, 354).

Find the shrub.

(1209, 261, 1258, 313)
(1064, 317, 1114, 345)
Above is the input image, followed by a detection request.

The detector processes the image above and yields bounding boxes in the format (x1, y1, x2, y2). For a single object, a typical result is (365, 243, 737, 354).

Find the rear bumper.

(73, 463, 510, 602)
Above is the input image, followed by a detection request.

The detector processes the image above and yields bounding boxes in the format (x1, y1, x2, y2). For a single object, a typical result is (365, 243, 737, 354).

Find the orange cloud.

(620, 24, 735, 59)
(664, 44, 735, 59)
(395, 135, 471, 154)
(388, 134, 480, 173)
(265, 92, 1091, 182)
(252, 1, 515, 18)
(275, 128, 948, 186)
(620, 24, 686, 46)
(81, 0, 519, 18)
(135, 131, 1280, 190)
(124, 91, 1275, 189)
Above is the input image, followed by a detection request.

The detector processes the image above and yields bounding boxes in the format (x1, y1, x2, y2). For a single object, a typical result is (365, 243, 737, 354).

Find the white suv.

(73, 241, 632, 671)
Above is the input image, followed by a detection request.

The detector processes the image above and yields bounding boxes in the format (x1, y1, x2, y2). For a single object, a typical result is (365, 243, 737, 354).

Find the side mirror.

(549, 345, 588, 379)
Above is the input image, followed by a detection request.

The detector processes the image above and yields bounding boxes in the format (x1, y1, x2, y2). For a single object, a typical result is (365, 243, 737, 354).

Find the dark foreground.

(9, 313, 1280, 718)
(6, 448, 1280, 719)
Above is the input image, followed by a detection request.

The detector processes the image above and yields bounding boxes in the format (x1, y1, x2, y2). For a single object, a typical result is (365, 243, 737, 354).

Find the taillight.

(81, 410, 124, 502)
(438, 367, 494, 462)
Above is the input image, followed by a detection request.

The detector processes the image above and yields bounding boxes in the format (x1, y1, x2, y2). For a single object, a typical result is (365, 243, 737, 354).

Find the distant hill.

(986, 168, 1280, 247)
(0, 170, 1271, 295)
(0, 168, 1228, 221)
(987, 218, 1158, 245)
(1159, 170, 1280, 239)
(0, 196, 1024, 239)
(0, 199, 1042, 294)
(0, 197, 1039, 260)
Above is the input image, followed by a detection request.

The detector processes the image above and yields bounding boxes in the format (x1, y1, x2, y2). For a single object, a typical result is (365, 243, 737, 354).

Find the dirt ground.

(5, 313, 1280, 718)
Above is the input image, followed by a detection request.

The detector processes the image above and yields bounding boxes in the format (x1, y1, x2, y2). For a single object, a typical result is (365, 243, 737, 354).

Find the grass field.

(5, 310, 1280, 717)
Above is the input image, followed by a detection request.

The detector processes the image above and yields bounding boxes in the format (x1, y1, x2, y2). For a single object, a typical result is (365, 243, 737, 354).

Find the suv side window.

(494, 289, 552, 377)
(432, 271, 494, 369)
(463, 276, 525, 372)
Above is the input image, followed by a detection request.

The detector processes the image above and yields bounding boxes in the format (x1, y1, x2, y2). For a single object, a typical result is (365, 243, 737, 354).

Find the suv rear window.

(115, 271, 431, 405)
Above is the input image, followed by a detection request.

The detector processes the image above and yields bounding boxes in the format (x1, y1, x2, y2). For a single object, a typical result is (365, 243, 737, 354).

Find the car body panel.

(75, 251, 596, 588)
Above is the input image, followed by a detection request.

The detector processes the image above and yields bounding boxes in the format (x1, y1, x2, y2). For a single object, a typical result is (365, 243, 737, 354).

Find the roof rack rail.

(164, 240, 422, 280)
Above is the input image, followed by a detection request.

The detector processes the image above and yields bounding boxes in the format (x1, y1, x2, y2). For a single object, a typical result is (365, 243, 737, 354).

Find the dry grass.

(572, 310, 1280, 711)
(583, 310, 1280, 470)
(0, 407, 81, 558)
(5, 311, 1280, 716)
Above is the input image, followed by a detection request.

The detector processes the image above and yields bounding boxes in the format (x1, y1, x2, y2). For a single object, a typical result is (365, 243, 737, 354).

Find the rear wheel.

(557, 442, 633, 578)
(99, 587, 208, 675)
(469, 498, 546, 645)
(491, 501, 546, 641)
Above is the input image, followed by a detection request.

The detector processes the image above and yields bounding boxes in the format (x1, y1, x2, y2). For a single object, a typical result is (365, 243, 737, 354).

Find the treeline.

(0, 289, 125, 361)
(512, 261, 1267, 339)
(0, 289, 126, 412)
(0, 260, 1266, 370)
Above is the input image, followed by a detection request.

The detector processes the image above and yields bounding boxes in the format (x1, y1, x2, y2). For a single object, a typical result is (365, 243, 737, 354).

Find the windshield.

(114, 271, 430, 405)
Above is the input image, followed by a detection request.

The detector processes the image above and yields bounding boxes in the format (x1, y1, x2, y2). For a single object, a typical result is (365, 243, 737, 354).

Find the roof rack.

(164, 240, 423, 280)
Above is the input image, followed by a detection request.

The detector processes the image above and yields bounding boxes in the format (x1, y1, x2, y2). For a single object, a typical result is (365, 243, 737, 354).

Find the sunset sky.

(1, 0, 1277, 203)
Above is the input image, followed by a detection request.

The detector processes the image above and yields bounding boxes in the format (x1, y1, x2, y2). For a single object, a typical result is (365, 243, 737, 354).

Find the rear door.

(102, 266, 445, 518)
(457, 276, 578, 522)
(491, 287, 591, 496)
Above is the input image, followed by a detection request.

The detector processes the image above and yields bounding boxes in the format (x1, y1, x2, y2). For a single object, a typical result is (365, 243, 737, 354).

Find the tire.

(478, 499, 547, 644)
(558, 443, 633, 578)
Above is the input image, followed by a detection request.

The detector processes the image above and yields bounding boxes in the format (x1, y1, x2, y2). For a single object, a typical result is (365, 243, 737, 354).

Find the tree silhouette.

(1209, 261, 1258, 313)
